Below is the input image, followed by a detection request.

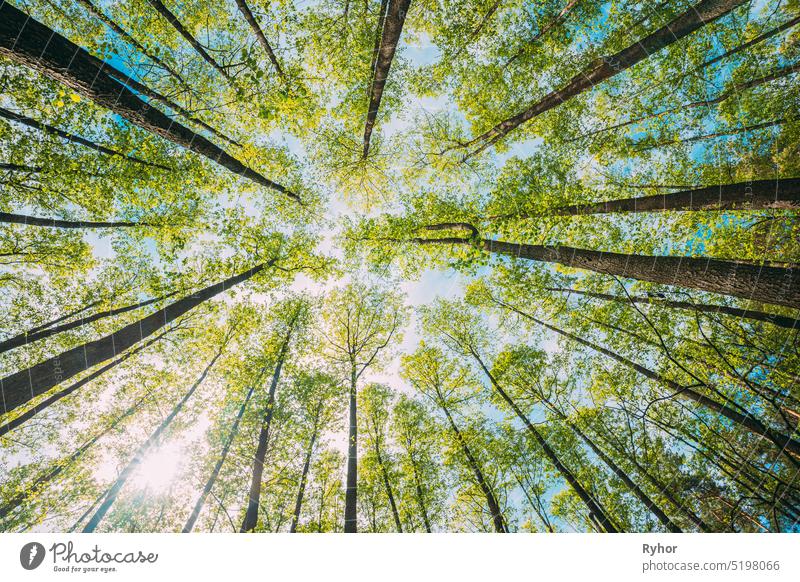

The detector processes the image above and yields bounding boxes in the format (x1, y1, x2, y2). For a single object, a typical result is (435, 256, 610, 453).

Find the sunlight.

(130, 441, 184, 494)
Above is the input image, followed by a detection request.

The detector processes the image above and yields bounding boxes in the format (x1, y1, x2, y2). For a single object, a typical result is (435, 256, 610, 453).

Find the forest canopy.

(1, 0, 799, 533)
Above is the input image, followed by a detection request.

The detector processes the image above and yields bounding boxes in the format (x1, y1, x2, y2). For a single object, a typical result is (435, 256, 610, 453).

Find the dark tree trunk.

(344, 367, 359, 532)
(454, 0, 502, 57)
(183, 386, 255, 533)
(0, 261, 271, 414)
(549, 287, 800, 332)
(0, 211, 149, 230)
(375, 445, 403, 531)
(362, 0, 412, 158)
(575, 63, 800, 141)
(144, 0, 232, 81)
(414, 231, 800, 309)
(471, 351, 620, 533)
(493, 297, 800, 460)
(465, 0, 746, 156)
(0, 4, 296, 200)
(408, 449, 432, 532)
(0, 292, 175, 354)
(440, 403, 506, 532)
(0, 395, 144, 519)
(240, 316, 298, 532)
(549, 178, 800, 216)
(14, 299, 102, 339)
(82, 347, 225, 532)
(289, 403, 321, 533)
(0, 162, 42, 173)
(638, 119, 785, 151)
(0, 330, 168, 437)
(234, 0, 286, 81)
(504, 0, 580, 67)
(0, 106, 170, 170)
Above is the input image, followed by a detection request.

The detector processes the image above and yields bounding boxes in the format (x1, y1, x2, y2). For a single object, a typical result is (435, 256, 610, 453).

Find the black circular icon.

(20, 542, 46, 570)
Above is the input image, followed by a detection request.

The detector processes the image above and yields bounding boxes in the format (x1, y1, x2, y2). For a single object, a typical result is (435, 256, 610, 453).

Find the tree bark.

(413, 231, 800, 309)
(234, 0, 286, 81)
(464, 0, 746, 156)
(13, 299, 102, 339)
(409, 454, 432, 532)
(82, 346, 225, 532)
(144, 0, 232, 81)
(183, 386, 255, 532)
(0, 330, 168, 437)
(0, 261, 271, 414)
(0, 4, 297, 200)
(0, 162, 42, 173)
(240, 314, 299, 532)
(374, 441, 403, 531)
(492, 297, 800, 460)
(0, 292, 175, 354)
(362, 0, 412, 158)
(549, 178, 800, 216)
(0, 211, 149, 230)
(289, 402, 321, 533)
(344, 367, 359, 532)
(548, 287, 800, 331)
(439, 403, 507, 532)
(470, 350, 620, 533)
(0, 106, 170, 171)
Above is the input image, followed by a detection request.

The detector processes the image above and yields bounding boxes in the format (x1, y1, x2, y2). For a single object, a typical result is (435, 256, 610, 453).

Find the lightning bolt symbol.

(28, 545, 38, 566)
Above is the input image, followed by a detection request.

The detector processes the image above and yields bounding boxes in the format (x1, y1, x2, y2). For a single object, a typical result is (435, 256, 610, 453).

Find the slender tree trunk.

(183, 386, 255, 532)
(492, 296, 800, 460)
(548, 178, 800, 216)
(464, 0, 746, 156)
(0, 4, 297, 200)
(14, 299, 101, 339)
(0, 211, 149, 230)
(289, 405, 321, 533)
(470, 350, 620, 533)
(638, 118, 785, 151)
(549, 287, 800, 331)
(0, 106, 170, 170)
(504, 0, 580, 68)
(575, 63, 800, 141)
(413, 231, 800, 309)
(0, 395, 145, 519)
(375, 445, 403, 531)
(144, 0, 232, 81)
(0, 330, 168, 436)
(234, 0, 286, 81)
(0, 261, 271, 414)
(240, 316, 299, 532)
(362, 0, 412, 157)
(453, 0, 502, 57)
(0, 162, 42, 173)
(439, 403, 507, 532)
(557, 411, 682, 532)
(408, 450, 432, 532)
(82, 347, 225, 532)
(344, 366, 359, 532)
(0, 292, 175, 354)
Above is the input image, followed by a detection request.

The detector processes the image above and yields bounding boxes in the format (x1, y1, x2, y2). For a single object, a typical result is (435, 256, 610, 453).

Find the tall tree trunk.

(490, 295, 800, 460)
(0, 330, 169, 437)
(555, 409, 681, 532)
(547, 178, 800, 216)
(0, 4, 296, 200)
(504, 0, 580, 68)
(453, 0, 502, 58)
(0, 211, 149, 230)
(470, 350, 620, 533)
(0, 106, 170, 170)
(375, 445, 403, 531)
(344, 366, 359, 532)
(413, 229, 800, 309)
(0, 292, 175, 354)
(233, 0, 286, 81)
(14, 299, 101, 339)
(82, 346, 225, 532)
(240, 315, 299, 532)
(408, 450, 432, 532)
(289, 402, 321, 533)
(575, 63, 800, 142)
(439, 403, 507, 532)
(183, 386, 255, 532)
(464, 0, 746, 157)
(0, 395, 145, 520)
(638, 118, 785, 151)
(362, 0, 412, 158)
(0, 162, 42, 173)
(548, 287, 800, 331)
(144, 0, 232, 81)
(0, 261, 272, 414)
